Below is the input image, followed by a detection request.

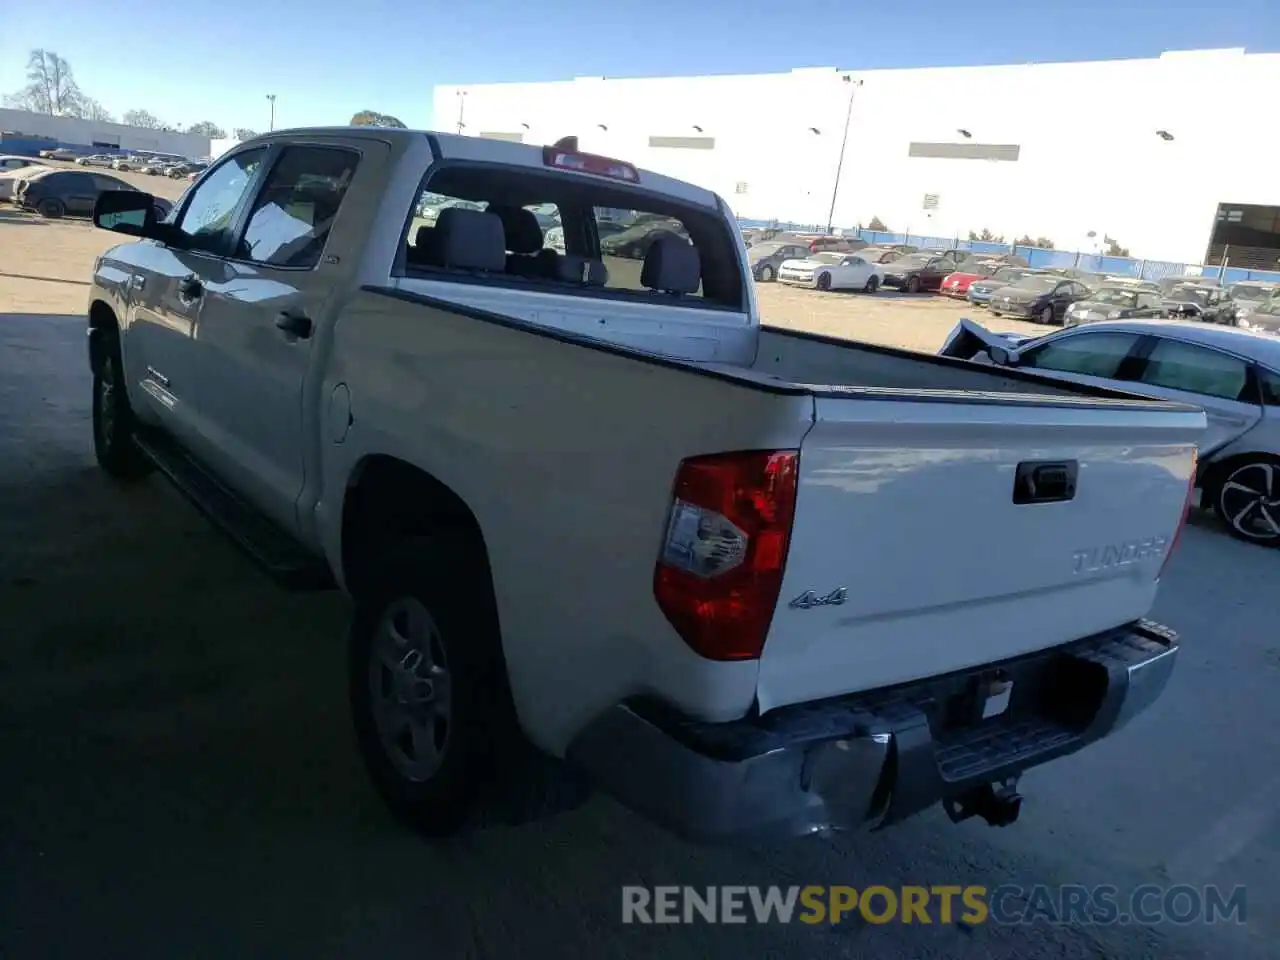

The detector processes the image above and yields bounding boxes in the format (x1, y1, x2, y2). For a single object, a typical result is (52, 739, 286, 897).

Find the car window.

(847, 256, 865, 266)
(787, 246, 807, 258)
(92, 175, 128, 192)
(176, 148, 268, 254)
(1138, 294, 1160, 309)
(1020, 332, 1141, 378)
(1138, 338, 1249, 401)
(1259, 368, 1280, 406)
(236, 146, 359, 269)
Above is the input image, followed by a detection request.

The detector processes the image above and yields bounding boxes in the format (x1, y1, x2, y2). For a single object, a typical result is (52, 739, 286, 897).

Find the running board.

(134, 428, 335, 591)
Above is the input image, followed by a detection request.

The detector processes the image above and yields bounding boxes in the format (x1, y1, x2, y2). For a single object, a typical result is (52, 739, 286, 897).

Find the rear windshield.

(400, 165, 744, 310)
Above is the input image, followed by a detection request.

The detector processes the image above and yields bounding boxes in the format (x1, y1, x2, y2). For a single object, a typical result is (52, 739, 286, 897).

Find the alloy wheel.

(1219, 462, 1280, 543)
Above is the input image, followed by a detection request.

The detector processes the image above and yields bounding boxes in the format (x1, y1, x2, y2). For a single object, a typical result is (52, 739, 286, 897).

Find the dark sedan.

(987, 274, 1092, 324)
(966, 266, 1047, 305)
(858, 246, 905, 264)
(15, 169, 171, 220)
(1162, 284, 1236, 324)
(600, 216, 690, 259)
(880, 253, 954, 293)
(1063, 285, 1168, 327)
(748, 240, 819, 282)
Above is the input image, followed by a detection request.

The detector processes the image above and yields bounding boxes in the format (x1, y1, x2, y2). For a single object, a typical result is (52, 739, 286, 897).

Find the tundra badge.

(789, 587, 848, 610)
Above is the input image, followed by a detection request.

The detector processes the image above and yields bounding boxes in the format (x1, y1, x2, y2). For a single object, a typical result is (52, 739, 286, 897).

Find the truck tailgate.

(757, 393, 1202, 713)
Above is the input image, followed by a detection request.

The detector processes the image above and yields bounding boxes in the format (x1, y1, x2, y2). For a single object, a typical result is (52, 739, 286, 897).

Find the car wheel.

(92, 330, 153, 480)
(1040, 305, 1055, 325)
(349, 536, 523, 836)
(906, 276, 921, 293)
(37, 198, 65, 219)
(864, 276, 879, 294)
(1213, 459, 1280, 547)
(758, 264, 775, 282)
(817, 272, 832, 291)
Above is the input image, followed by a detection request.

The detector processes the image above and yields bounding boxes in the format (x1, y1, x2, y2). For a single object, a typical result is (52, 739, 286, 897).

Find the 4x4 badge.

(789, 587, 848, 610)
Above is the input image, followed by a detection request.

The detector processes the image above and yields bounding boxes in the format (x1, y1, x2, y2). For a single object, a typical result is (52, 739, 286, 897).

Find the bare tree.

(350, 110, 406, 128)
(122, 109, 164, 130)
(81, 98, 115, 123)
(186, 121, 226, 138)
(4, 49, 84, 115)
(232, 127, 259, 141)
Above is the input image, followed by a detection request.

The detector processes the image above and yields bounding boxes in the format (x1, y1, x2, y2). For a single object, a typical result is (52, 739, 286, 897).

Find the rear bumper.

(567, 619, 1178, 843)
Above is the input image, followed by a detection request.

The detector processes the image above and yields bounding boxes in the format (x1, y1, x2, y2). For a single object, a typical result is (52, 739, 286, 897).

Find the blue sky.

(3, 0, 1277, 135)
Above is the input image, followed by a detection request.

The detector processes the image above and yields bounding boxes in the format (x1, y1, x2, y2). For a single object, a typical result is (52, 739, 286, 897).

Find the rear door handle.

(275, 310, 313, 339)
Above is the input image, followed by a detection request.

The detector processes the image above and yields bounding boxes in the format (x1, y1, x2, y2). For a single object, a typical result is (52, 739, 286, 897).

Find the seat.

(407, 225, 438, 267)
(433, 208, 506, 272)
(488, 204, 559, 278)
(640, 235, 701, 295)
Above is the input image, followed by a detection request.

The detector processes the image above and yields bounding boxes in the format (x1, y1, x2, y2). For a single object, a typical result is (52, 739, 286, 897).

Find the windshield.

(748, 241, 787, 258)
(990, 267, 1031, 283)
(1231, 284, 1273, 301)
(895, 254, 932, 268)
(1091, 288, 1139, 307)
(1170, 287, 1210, 305)
(812, 252, 844, 264)
(1012, 276, 1059, 293)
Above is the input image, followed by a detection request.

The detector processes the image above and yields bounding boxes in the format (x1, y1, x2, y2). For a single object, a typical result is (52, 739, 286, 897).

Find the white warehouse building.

(433, 48, 1280, 269)
(0, 108, 210, 159)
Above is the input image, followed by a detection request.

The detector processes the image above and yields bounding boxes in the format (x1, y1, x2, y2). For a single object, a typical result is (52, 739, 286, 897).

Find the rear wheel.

(906, 276, 921, 293)
(864, 276, 879, 294)
(1040, 305, 1055, 325)
(816, 272, 832, 291)
(37, 198, 64, 219)
(1213, 458, 1280, 547)
(757, 264, 775, 282)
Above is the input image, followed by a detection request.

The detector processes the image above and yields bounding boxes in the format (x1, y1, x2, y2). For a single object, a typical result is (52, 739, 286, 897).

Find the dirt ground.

(2, 197, 1278, 960)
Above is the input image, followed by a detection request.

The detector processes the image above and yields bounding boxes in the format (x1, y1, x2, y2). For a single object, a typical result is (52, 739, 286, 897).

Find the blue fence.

(738, 219, 1280, 286)
(0, 135, 126, 158)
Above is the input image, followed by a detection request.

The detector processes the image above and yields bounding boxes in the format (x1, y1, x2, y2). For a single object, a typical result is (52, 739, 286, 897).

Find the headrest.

(487, 204, 545, 255)
(641, 234, 701, 295)
(414, 225, 435, 248)
(434, 208, 506, 272)
(555, 255, 609, 286)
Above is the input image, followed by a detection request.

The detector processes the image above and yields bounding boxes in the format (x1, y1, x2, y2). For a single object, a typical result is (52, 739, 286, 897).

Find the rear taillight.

(1159, 450, 1198, 580)
(654, 450, 799, 661)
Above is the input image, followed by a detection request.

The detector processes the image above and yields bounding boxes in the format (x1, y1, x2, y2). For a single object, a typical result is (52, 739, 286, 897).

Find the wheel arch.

(338, 454, 495, 605)
(1200, 448, 1280, 496)
(87, 299, 119, 376)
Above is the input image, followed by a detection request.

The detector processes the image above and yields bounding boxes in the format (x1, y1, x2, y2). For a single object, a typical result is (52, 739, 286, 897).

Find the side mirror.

(989, 345, 1019, 366)
(93, 190, 161, 239)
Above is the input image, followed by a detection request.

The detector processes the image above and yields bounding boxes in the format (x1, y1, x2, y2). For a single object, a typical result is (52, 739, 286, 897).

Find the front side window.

(176, 148, 267, 254)
(1020, 332, 1141, 378)
(236, 146, 359, 269)
(1138, 339, 1249, 401)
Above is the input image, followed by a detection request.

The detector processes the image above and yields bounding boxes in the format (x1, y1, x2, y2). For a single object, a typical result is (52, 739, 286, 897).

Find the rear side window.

(236, 146, 359, 269)
(1020, 332, 1140, 378)
(401, 165, 743, 309)
(1138, 339, 1249, 401)
(1259, 368, 1280, 406)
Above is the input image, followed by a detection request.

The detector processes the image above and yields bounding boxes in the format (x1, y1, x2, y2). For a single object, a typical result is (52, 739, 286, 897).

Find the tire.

(864, 276, 879, 294)
(1212, 458, 1280, 547)
(38, 198, 64, 219)
(906, 276, 921, 293)
(349, 536, 523, 836)
(92, 331, 153, 481)
(757, 264, 775, 282)
(816, 272, 832, 291)
(1040, 305, 1054, 325)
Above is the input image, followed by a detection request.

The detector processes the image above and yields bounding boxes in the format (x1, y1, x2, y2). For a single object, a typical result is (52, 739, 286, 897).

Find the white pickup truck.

(85, 127, 1202, 842)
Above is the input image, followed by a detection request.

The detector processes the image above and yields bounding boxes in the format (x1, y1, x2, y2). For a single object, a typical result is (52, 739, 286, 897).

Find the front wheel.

(92, 332, 153, 480)
(1214, 459, 1280, 547)
(864, 276, 879, 294)
(757, 264, 775, 282)
(816, 272, 832, 291)
(906, 276, 921, 293)
(38, 198, 64, 218)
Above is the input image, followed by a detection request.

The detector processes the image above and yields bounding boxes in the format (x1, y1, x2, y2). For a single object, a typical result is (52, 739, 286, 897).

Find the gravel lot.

(1, 197, 1278, 960)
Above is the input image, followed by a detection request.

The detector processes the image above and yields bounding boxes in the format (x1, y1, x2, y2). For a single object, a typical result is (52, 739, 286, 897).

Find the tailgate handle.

(1013, 460, 1078, 505)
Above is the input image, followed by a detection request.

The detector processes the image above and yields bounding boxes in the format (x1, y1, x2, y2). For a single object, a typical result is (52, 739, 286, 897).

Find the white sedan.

(776, 251, 883, 292)
(940, 317, 1280, 546)
(0, 165, 49, 201)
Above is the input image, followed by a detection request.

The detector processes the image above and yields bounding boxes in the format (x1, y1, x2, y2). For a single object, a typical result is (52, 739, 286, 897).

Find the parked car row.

(3, 165, 172, 221)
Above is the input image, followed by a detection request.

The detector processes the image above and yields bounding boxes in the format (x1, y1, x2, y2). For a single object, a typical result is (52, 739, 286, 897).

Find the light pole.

(825, 74, 862, 235)
(266, 94, 276, 132)
(455, 90, 467, 134)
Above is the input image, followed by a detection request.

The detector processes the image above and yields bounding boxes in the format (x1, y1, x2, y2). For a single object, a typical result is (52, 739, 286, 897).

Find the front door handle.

(177, 275, 203, 300)
(275, 310, 313, 339)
